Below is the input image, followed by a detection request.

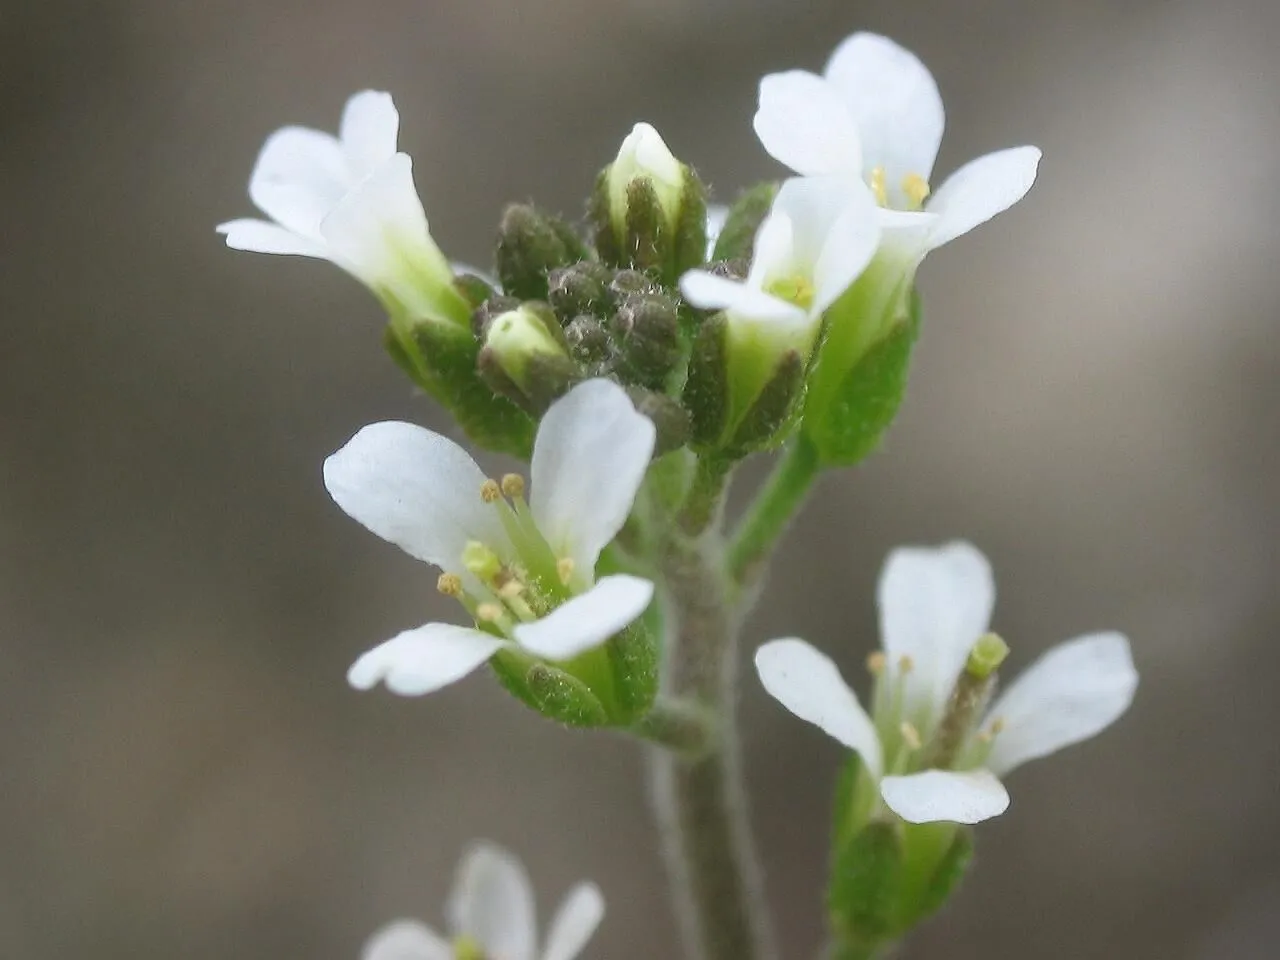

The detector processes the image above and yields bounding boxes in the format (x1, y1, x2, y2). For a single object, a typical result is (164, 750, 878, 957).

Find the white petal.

(810, 182, 881, 315)
(925, 146, 1041, 249)
(880, 769, 1009, 824)
(215, 218, 328, 258)
(529, 380, 655, 575)
(753, 639, 883, 777)
(878, 541, 995, 719)
(323, 420, 506, 571)
(753, 70, 863, 177)
(540, 883, 605, 960)
(513, 575, 654, 662)
(679, 271, 807, 324)
(321, 153, 452, 311)
(448, 842, 538, 960)
(248, 126, 350, 238)
(340, 90, 400, 178)
(361, 920, 452, 960)
(704, 204, 729, 259)
(823, 32, 945, 184)
(984, 632, 1138, 776)
(347, 623, 505, 696)
(745, 206, 796, 284)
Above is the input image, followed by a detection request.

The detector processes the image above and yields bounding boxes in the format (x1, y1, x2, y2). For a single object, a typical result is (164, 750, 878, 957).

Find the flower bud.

(495, 204, 588, 301)
(611, 293, 681, 390)
(477, 303, 580, 416)
(452, 270, 498, 310)
(626, 387, 691, 456)
(547, 262, 614, 321)
(470, 295, 521, 340)
(592, 123, 708, 282)
(564, 314, 613, 373)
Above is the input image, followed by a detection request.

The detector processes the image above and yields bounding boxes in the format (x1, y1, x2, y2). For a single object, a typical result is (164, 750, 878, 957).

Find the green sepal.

(804, 289, 921, 467)
(682, 313, 730, 449)
(903, 827, 974, 928)
(725, 348, 803, 455)
(488, 647, 610, 727)
(594, 547, 659, 723)
(589, 169, 622, 267)
(613, 293, 682, 390)
(495, 204, 586, 302)
(712, 182, 779, 261)
(672, 167, 709, 278)
(626, 387, 691, 456)
(453, 272, 498, 310)
(384, 322, 535, 458)
(828, 821, 904, 948)
(622, 177, 668, 277)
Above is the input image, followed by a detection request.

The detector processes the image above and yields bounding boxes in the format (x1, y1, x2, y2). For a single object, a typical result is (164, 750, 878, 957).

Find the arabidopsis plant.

(217, 91, 468, 327)
(362, 841, 604, 960)
(325, 378, 656, 696)
(755, 542, 1138, 824)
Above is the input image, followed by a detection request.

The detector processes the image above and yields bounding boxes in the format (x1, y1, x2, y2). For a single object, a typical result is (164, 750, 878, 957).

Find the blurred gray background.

(3, 0, 1278, 957)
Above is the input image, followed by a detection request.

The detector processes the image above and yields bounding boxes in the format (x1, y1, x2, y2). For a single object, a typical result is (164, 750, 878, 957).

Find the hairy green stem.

(648, 532, 776, 960)
(678, 455, 733, 536)
(727, 434, 821, 584)
(632, 696, 718, 758)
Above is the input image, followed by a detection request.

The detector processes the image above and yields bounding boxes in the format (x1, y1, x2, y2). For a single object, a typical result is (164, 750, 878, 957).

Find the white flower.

(325, 378, 657, 696)
(753, 32, 1041, 256)
(217, 90, 466, 324)
(607, 122, 685, 235)
(679, 177, 879, 374)
(754, 542, 1138, 824)
(362, 841, 605, 960)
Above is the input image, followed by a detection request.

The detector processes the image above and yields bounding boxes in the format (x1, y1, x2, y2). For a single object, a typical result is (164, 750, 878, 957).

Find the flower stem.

(649, 532, 777, 960)
(678, 454, 733, 536)
(632, 696, 717, 758)
(727, 434, 820, 584)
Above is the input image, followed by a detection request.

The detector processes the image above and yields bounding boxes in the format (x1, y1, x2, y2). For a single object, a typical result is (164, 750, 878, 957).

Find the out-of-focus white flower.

(755, 542, 1138, 824)
(217, 91, 467, 325)
(325, 379, 656, 696)
(753, 32, 1041, 257)
(362, 841, 605, 960)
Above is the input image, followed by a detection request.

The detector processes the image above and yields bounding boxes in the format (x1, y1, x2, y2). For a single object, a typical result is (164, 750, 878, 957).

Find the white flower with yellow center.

(752, 32, 1041, 258)
(217, 90, 467, 325)
(325, 378, 656, 696)
(362, 841, 604, 960)
(755, 542, 1138, 824)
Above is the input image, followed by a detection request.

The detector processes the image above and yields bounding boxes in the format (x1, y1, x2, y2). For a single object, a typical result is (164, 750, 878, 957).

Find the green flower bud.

(495, 204, 588, 301)
(564, 314, 613, 373)
(612, 293, 681, 390)
(591, 123, 708, 283)
(828, 821, 904, 949)
(477, 303, 580, 416)
(626, 386, 691, 456)
(609, 268, 661, 300)
(452, 271, 498, 310)
(470, 295, 521, 340)
(383, 318, 534, 458)
(547, 262, 614, 321)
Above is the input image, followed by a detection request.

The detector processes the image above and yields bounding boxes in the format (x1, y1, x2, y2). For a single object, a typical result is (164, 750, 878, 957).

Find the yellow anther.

(556, 557, 576, 585)
(453, 935, 487, 960)
(869, 166, 889, 206)
(501, 473, 526, 498)
(476, 602, 503, 623)
(900, 721, 923, 751)
(901, 172, 931, 210)
(480, 478, 502, 503)
(897, 654, 915, 674)
(436, 573, 463, 597)
(498, 579, 525, 599)
(866, 651, 887, 676)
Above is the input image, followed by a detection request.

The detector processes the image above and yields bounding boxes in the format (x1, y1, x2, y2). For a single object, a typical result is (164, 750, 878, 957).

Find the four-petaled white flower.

(217, 90, 466, 325)
(362, 841, 604, 960)
(755, 542, 1138, 824)
(753, 32, 1041, 258)
(325, 378, 657, 696)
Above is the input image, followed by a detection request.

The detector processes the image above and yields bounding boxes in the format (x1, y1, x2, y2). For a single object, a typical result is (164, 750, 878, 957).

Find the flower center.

(437, 473, 579, 636)
(869, 165, 931, 211)
(764, 274, 815, 309)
